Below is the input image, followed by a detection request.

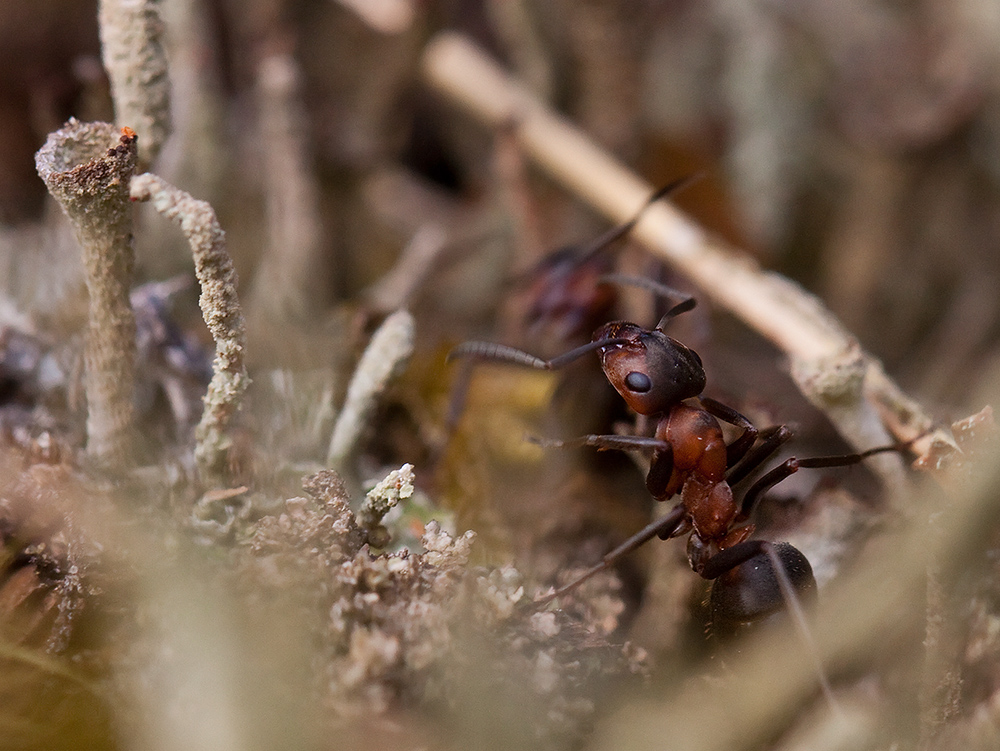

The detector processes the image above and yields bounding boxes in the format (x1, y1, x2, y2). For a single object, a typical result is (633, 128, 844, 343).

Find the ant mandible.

(449, 191, 901, 635)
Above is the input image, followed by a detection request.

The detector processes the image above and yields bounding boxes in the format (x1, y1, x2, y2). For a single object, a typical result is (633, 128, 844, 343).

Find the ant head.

(593, 322, 707, 415)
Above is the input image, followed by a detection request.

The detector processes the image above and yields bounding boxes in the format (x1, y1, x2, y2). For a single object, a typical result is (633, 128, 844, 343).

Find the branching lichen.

(357, 462, 414, 547)
(35, 120, 139, 468)
(235, 467, 644, 744)
(327, 309, 415, 465)
(99, 0, 172, 167)
(129, 172, 248, 478)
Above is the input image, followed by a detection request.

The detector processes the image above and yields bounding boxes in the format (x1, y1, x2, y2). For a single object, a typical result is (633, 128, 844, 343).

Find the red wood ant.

(449, 267, 903, 637)
(511, 176, 698, 349)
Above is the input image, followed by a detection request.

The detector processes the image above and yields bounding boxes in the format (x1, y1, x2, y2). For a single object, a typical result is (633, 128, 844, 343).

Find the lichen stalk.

(129, 172, 248, 477)
(99, 0, 172, 167)
(35, 120, 139, 468)
(327, 310, 415, 465)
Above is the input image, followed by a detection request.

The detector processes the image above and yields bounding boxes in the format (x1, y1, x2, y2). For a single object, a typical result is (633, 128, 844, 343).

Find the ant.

(510, 176, 697, 349)
(449, 191, 905, 637)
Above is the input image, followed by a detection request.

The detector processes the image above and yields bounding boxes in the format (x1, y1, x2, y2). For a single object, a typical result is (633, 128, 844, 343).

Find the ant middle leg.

(725, 425, 794, 488)
(737, 441, 911, 521)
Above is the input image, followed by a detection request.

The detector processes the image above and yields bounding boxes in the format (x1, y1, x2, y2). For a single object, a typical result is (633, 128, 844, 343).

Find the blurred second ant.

(509, 177, 697, 350)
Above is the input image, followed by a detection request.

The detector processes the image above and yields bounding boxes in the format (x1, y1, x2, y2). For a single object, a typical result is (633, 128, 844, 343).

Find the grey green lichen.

(236, 466, 646, 745)
(34, 120, 139, 468)
(327, 309, 415, 465)
(129, 172, 248, 478)
(357, 462, 414, 547)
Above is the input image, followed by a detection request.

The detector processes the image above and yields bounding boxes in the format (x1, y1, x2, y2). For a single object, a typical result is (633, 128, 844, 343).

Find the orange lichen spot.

(121, 126, 136, 138)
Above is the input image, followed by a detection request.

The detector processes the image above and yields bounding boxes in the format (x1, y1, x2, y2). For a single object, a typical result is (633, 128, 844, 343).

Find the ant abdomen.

(708, 542, 817, 638)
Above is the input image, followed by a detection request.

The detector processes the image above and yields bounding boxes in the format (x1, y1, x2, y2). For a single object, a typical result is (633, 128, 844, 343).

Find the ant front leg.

(699, 397, 758, 467)
(529, 433, 676, 502)
(529, 434, 670, 454)
(534, 503, 688, 605)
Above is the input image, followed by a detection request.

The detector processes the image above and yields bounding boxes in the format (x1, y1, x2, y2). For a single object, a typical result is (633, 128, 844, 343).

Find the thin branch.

(99, 0, 172, 167)
(250, 53, 326, 322)
(363, 224, 448, 312)
(327, 309, 415, 466)
(332, 0, 416, 35)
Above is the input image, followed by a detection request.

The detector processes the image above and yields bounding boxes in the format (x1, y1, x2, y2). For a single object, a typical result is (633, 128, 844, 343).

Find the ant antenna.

(448, 337, 630, 370)
(654, 297, 697, 330)
(597, 273, 697, 329)
(576, 175, 703, 262)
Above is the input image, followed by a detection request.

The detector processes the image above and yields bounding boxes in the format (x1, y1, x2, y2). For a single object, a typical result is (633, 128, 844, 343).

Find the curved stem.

(130, 172, 249, 479)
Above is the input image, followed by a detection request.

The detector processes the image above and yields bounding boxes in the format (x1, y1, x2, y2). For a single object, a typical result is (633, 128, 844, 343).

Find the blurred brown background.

(2, 0, 998, 412)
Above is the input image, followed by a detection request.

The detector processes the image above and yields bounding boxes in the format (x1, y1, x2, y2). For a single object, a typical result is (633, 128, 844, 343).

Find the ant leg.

(699, 397, 758, 467)
(593, 270, 698, 328)
(597, 274, 689, 300)
(575, 176, 699, 262)
(528, 434, 670, 454)
(644, 444, 674, 499)
(531, 434, 676, 501)
(725, 425, 794, 488)
(534, 503, 687, 605)
(737, 442, 907, 521)
(444, 357, 474, 434)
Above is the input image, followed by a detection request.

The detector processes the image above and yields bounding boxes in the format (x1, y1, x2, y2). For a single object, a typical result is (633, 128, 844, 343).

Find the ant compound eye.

(624, 371, 652, 393)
